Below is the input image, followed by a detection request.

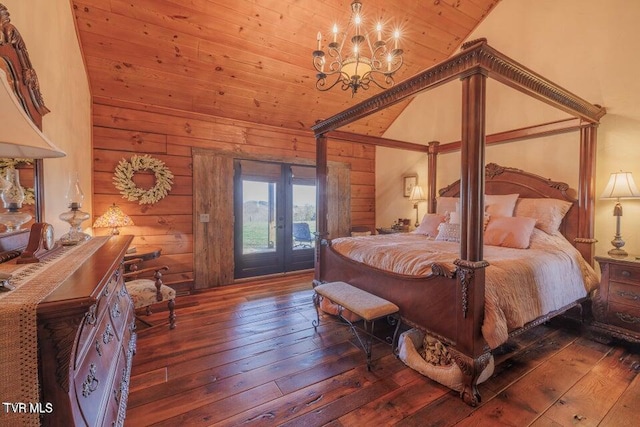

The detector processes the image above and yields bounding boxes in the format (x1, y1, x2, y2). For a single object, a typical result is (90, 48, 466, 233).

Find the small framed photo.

(403, 175, 417, 198)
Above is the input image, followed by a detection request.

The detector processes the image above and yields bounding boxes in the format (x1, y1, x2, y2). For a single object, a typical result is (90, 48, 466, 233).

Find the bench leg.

(312, 292, 321, 331)
(363, 320, 374, 371)
(391, 314, 402, 355)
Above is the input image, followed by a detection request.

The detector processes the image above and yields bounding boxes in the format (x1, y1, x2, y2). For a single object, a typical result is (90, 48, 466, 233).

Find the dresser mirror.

(0, 4, 51, 253)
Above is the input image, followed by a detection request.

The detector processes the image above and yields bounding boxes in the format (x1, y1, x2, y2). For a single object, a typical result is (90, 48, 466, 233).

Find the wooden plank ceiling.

(72, 0, 499, 137)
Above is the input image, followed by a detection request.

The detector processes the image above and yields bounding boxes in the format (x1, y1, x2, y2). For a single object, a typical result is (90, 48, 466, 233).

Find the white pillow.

(436, 197, 459, 216)
(435, 223, 460, 243)
(485, 194, 519, 217)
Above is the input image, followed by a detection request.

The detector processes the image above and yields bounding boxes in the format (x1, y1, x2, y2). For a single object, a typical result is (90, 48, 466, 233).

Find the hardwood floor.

(125, 273, 640, 426)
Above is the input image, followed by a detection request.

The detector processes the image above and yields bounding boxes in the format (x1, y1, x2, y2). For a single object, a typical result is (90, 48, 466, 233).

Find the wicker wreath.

(113, 154, 174, 205)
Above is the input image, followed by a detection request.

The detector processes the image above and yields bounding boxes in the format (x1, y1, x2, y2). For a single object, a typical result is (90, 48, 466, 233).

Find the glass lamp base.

(0, 211, 32, 232)
(59, 208, 91, 245)
(59, 231, 91, 246)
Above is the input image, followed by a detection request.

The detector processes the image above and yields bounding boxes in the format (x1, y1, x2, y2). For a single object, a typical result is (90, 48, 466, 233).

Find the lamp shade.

(600, 171, 640, 200)
(93, 203, 134, 234)
(0, 69, 66, 158)
(409, 185, 427, 202)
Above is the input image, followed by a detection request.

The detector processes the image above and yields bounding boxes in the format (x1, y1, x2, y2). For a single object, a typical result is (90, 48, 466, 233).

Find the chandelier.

(312, 0, 404, 95)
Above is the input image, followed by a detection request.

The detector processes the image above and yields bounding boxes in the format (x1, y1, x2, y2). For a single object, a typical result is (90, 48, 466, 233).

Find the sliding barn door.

(193, 150, 235, 289)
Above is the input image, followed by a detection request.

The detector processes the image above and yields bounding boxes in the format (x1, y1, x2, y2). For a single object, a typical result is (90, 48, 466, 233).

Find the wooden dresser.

(592, 254, 640, 343)
(37, 235, 136, 426)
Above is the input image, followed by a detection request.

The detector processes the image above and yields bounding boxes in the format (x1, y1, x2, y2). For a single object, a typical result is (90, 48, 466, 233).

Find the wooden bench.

(312, 281, 401, 370)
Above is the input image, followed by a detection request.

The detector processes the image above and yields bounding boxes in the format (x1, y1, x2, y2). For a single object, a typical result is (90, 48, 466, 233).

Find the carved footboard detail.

(449, 349, 492, 406)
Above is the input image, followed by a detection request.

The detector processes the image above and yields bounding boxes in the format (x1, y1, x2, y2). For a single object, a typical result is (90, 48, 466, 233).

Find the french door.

(233, 160, 316, 278)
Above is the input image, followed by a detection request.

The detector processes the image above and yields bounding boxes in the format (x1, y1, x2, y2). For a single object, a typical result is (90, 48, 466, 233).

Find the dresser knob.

(621, 270, 631, 277)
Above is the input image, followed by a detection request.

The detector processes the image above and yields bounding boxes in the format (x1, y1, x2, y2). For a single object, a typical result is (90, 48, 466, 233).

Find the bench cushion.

(315, 281, 399, 321)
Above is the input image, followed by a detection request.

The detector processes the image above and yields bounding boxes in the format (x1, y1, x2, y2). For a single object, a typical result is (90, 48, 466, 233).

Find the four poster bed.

(311, 39, 606, 405)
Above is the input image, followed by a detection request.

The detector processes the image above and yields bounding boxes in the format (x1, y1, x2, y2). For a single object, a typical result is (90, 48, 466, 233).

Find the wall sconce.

(600, 171, 640, 256)
(93, 203, 134, 235)
(59, 172, 90, 245)
(409, 185, 427, 228)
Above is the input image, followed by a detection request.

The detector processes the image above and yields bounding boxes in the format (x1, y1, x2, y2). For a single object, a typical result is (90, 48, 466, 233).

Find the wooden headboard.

(438, 163, 580, 251)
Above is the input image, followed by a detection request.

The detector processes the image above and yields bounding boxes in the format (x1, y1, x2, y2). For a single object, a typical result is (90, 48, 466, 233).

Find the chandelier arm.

(317, 73, 351, 92)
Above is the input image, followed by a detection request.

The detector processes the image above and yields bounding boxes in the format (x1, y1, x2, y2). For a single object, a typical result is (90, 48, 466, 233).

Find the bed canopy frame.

(312, 39, 606, 405)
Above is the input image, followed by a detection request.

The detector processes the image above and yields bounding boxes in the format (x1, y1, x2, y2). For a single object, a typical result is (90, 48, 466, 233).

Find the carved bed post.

(452, 69, 490, 406)
(577, 123, 598, 265)
(315, 133, 329, 283)
(427, 141, 439, 214)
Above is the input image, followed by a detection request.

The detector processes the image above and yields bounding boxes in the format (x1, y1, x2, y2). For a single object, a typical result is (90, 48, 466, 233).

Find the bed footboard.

(316, 239, 490, 405)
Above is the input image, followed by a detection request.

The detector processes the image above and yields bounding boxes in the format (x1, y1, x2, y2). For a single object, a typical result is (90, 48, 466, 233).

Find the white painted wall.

(3, 0, 92, 236)
(378, 0, 640, 256)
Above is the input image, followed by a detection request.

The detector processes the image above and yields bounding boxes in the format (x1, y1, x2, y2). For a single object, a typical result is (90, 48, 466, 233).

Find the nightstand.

(376, 227, 409, 235)
(592, 255, 640, 343)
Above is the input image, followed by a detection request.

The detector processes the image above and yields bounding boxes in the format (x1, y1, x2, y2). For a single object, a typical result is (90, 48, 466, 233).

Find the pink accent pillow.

(485, 193, 519, 217)
(484, 216, 536, 249)
(513, 198, 573, 235)
(414, 213, 446, 237)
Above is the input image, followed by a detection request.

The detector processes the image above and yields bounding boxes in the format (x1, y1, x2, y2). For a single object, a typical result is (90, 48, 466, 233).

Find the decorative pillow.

(414, 213, 446, 237)
(435, 222, 460, 243)
(484, 216, 536, 249)
(436, 197, 459, 216)
(485, 193, 519, 217)
(448, 211, 460, 225)
(513, 198, 573, 235)
(350, 231, 371, 237)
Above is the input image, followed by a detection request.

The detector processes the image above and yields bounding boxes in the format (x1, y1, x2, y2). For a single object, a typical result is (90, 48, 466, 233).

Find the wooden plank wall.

(92, 99, 375, 289)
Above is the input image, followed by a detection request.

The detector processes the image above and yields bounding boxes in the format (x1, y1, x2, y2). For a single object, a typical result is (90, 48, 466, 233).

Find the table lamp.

(600, 171, 640, 256)
(93, 203, 134, 235)
(409, 185, 427, 228)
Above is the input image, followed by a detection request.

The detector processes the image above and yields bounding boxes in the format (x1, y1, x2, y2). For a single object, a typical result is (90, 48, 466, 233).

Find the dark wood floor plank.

(484, 328, 580, 394)
(453, 338, 611, 426)
(213, 354, 404, 427)
(338, 377, 450, 426)
(539, 346, 640, 426)
(129, 336, 359, 410)
(278, 378, 400, 427)
(598, 369, 640, 427)
(125, 273, 637, 426)
(152, 382, 283, 427)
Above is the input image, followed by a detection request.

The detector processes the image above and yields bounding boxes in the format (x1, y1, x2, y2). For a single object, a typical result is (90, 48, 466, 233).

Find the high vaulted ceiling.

(72, 0, 499, 136)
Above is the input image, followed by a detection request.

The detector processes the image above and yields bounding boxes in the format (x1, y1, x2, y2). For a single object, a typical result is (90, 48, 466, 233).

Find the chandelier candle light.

(312, 0, 404, 94)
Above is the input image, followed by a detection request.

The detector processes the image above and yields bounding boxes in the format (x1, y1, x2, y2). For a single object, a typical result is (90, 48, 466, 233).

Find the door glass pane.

(242, 180, 276, 254)
(292, 183, 316, 250)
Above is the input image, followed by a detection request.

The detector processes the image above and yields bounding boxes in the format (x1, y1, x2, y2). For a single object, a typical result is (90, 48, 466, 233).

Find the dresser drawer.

(605, 301, 640, 333)
(610, 264, 640, 286)
(73, 347, 118, 427)
(110, 279, 133, 343)
(609, 281, 640, 306)
(104, 343, 134, 427)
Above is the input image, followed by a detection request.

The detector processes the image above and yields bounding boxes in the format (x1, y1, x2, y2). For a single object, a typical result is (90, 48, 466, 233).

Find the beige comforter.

(331, 229, 599, 348)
